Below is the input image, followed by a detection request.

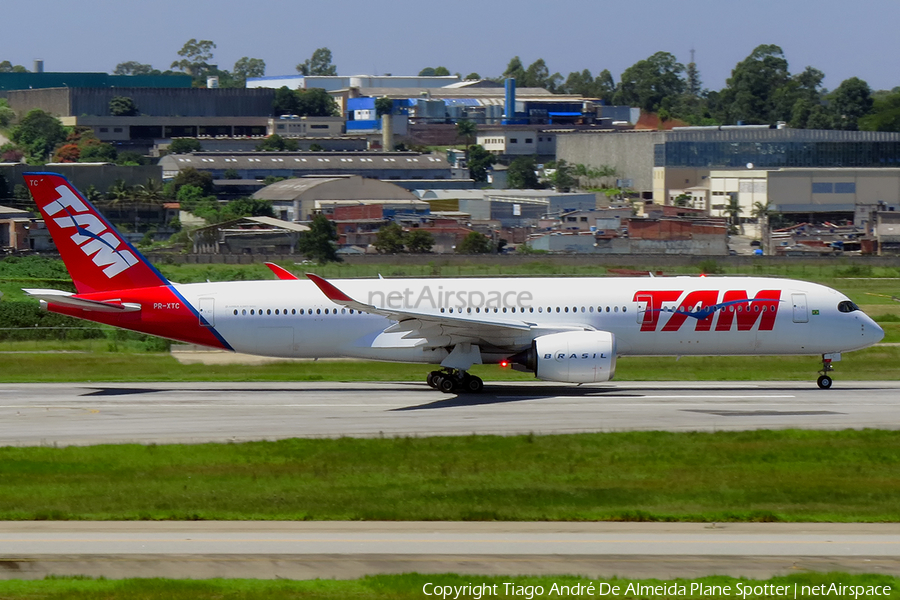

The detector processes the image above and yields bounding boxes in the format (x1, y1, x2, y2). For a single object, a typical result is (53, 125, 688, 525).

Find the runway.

(2, 522, 899, 580)
(1, 380, 899, 446)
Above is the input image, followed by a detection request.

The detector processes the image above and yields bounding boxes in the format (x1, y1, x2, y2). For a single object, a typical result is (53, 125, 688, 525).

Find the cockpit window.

(837, 301, 860, 313)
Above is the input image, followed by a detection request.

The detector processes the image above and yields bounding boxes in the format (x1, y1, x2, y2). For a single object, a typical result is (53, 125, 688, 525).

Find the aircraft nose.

(869, 318, 885, 344)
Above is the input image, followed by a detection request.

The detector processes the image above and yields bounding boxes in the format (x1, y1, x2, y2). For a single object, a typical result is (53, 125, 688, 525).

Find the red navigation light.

(500, 360, 509, 368)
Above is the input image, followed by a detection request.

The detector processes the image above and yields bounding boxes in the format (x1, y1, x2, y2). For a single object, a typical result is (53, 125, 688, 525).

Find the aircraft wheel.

(817, 375, 833, 389)
(426, 371, 441, 389)
(463, 375, 484, 393)
(438, 376, 457, 393)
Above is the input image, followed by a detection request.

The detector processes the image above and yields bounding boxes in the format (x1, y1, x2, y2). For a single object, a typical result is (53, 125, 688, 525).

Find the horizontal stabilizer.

(23, 289, 141, 313)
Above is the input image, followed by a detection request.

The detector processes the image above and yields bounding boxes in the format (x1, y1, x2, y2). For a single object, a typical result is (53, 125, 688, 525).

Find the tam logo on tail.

(42, 183, 139, 278)
(24, 173, 168, 294)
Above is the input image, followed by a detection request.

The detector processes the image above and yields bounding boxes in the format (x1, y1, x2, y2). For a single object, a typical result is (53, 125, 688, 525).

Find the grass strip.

(0, 573, 896, 600)
(1, 429, 899, 521)
(0, 346, 897, 382)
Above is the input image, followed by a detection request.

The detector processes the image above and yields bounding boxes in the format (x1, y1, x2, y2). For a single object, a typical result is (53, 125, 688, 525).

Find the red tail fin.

(23, 172, 169, 294)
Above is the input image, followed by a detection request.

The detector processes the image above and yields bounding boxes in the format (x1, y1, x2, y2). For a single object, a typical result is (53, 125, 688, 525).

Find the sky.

(3, 0, 899, 92)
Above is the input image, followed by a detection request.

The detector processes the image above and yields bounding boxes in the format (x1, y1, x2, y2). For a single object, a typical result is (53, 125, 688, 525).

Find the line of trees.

(494, 46, 896, 131)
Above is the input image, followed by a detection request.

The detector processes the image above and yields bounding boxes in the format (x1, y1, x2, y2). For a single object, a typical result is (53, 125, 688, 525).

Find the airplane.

(20, 172, 884, 392)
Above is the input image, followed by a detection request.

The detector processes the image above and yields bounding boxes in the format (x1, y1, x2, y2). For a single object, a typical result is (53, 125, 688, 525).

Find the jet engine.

(509, 331, 616, 383)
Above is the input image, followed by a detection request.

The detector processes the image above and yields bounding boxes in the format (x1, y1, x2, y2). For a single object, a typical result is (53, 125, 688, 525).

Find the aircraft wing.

(306, 274, 542, 348)
(23, 289, 141, 313)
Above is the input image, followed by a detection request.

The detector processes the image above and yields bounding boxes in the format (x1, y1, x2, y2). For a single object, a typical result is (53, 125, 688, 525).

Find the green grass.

(0, 574, 896, 600)
(2, 429, 899, 521)
(0, 345, 897, 383)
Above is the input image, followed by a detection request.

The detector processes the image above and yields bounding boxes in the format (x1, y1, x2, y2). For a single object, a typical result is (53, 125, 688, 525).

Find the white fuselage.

(173, 276, 884, 364)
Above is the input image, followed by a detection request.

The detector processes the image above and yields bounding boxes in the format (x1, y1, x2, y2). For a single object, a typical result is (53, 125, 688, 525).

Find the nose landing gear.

(426, 369, 484, 393)
(817, 355, 835, 389)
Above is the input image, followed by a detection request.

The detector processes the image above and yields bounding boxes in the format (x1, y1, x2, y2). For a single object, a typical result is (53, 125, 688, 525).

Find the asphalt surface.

(1, 380, 899, 446)
(2, 380, 898, 580)
(2, 522, 899, 580)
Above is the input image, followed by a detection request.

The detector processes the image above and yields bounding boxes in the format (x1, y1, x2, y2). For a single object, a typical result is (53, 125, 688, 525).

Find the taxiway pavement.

(0, 380, 898, 446)
(2, 522, 899, 580)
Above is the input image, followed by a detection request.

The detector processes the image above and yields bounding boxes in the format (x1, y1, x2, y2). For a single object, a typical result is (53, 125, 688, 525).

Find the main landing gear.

(427, 369, 484, 393)
(817, 355, 835, 389)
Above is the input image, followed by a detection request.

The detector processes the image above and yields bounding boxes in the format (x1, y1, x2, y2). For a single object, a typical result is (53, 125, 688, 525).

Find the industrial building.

(251, 175, 422, 222)
(414, 189, 598, 227)
(557, 126, 900, 204)
(0, 163, 162, 195)
(159, 151, 453, 184)
(0, 68, 191, 98)
(247, 74, 463, 92)
(6, 86, 278, 153)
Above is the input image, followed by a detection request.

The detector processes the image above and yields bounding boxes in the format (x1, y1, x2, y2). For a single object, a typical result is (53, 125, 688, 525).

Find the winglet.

(306, 273, 356, 303)
(265, 262, 299, 280)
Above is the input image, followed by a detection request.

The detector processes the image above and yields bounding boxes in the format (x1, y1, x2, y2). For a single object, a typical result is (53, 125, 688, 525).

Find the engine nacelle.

(510, 331, 616, 383)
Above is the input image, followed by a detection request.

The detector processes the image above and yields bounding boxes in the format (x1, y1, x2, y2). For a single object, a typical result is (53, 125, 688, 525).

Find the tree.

(113, 61, 155, 75)
(595, 69, 616, 101)
(522, 58, 561, 91)
(0, 99, 16, 128)
(223, 168, 241, 180)
(136, 177, 165, 206)
(859, 90, 900, 132)
(295, 88, 339, 117)
(0, 60, 27, 73)
(296, 47, 337, 76)
(456, 231, 492, 254)
(507, 156, 540, 189)
(405, 229, 434, 253)
(167, 138, 203, 154)
(232, 57, 265, 86)
(375, 97, 394, 117)
(751, 201, 769, 220)
(1, 144, 24, 163)
(562, 69, 595, 97)
(170, 38, 216, 78)
(116, 151, 146, 166)
(221, 197, 274, 219)
(173, 167, 214, 196)
(720, 44, 791, 124)
(433, 66, 450, 76)
(109, 96, 139, 116)
(503, 56, 525, 81)
(466, 144, 496, 183)
(465, 72, 480, 81)
(613, 52, 685, 112)
(673, 193, 692, 207)
(685, 60, 701, 99)
(105, 179, 133, 208)
(829, 77, 873, 131)
(52, 144, 80, 163)
(724, 194, 743, 233)
(456, 119, 477, 164)
(256, 134, 298, 152)
(549, 159, 575, 192)
(297, 213, 342, 263)
(10, 109, 67, 163)
(806, 104, 834, 129)
(418, 67, 436, 77)
(273, 86, 300, 116)
(374, 223, 406, 253)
